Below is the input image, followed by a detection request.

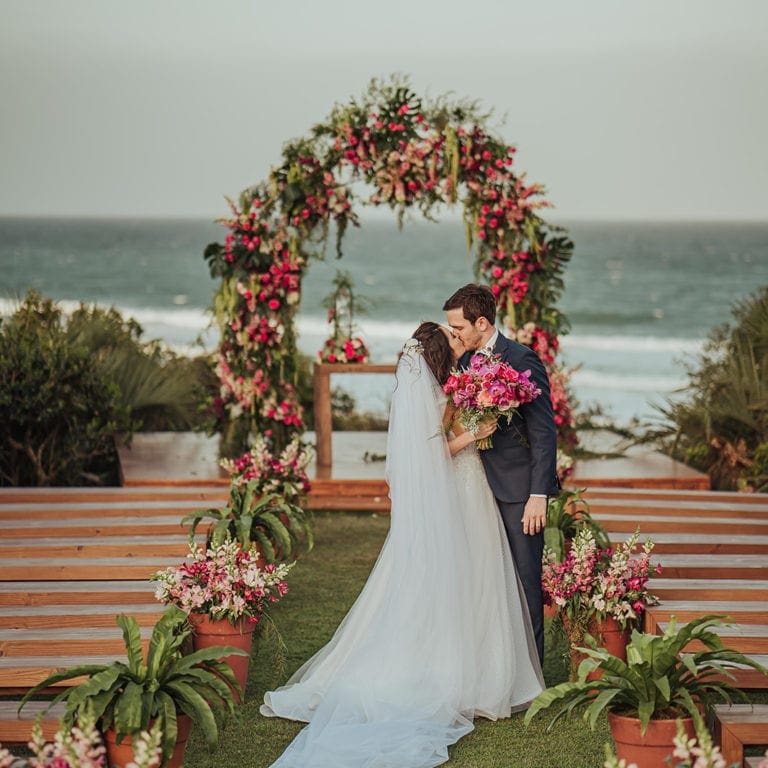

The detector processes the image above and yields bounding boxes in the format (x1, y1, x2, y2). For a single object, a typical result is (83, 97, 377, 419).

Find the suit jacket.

(461, 333, 560, 503)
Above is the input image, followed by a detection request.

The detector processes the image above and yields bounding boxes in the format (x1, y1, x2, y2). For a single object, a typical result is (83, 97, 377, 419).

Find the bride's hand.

(473, 421, 497, 441)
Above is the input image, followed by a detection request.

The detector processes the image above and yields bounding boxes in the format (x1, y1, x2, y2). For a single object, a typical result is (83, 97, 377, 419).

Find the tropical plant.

(524, 615, 768, 735)
(647, 285, 768, 491)
(182, 483, 313, 563)
(544, 488, 610, 562)
(65, 300, 213, 432)
(18, 606, 246, 767)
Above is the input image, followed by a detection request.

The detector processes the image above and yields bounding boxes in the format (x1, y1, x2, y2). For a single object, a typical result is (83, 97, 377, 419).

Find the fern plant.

(18, 606, 246, 767)
(182, 482, 313, 563)
(525, 615, 767, 735)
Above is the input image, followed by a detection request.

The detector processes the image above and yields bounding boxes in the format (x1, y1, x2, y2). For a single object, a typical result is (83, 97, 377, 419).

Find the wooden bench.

(714, 704, 768, 767)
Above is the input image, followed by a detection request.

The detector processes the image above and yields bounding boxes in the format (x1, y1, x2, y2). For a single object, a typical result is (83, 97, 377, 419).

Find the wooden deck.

(117, 431, 710, 509)
(3, 482, 768, 745)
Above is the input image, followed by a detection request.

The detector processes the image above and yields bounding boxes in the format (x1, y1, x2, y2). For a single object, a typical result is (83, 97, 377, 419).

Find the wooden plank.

(608, 531, 768, 555)
(594, 515, 768, 536)
(714, 704, 768, 767)
(0, 541, 191, 559)
(0, 488, 227, 503)
(0, 502, 208, 520)
(651, 555, 768, 581)
(0, 700, 65, 743)
(0, 558, 176, 581)
(586, 499, 768, 519)
(580, 488, 768, 504)
(648, 579, 768, 601)
(0, 604, 164, 629)
(0, 627, 153, 657)
(0, 521, 192, 538)
(0, 656, 123, 690)
(0, 581, 156, 606)
(656, 622, 768, 654)
(645, 602, 768, 634)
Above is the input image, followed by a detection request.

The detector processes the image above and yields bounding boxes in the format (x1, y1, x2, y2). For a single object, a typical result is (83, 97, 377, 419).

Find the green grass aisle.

(183, 512, 611, 768)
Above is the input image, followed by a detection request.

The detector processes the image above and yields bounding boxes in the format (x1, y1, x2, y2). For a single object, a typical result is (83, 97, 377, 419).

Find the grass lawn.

(184, 511, 612, 768)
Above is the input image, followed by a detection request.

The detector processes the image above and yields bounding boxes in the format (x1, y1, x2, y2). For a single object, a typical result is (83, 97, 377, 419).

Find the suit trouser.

(496, 499, 545, 664)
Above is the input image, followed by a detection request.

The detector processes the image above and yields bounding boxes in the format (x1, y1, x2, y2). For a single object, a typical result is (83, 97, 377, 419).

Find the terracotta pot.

(104, 714, 191, 768)
(608, 712, 695, 768)
(566, 616, 631, 680)
(189, 613, 255, 701)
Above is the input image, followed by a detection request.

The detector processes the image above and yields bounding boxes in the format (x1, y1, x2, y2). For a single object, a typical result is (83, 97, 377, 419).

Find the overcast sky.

(1, 1, 766, 220)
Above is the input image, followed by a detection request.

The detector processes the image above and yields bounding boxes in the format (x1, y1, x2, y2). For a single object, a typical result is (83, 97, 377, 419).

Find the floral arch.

(204, 77, 577, 468)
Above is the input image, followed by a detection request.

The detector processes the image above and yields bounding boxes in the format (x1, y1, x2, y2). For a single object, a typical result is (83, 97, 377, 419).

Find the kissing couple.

(261, 283, 561, 768)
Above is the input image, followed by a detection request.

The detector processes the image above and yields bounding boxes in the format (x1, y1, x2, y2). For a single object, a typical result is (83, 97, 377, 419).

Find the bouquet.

(151, 538, 293, 625)
(443, 352, 541, 449)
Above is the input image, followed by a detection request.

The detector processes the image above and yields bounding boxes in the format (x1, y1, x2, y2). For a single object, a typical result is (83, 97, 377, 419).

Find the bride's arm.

(444, 409, 497, 456)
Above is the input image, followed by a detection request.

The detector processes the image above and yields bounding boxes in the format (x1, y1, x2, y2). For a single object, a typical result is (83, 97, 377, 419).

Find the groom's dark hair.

(442, 284, 497, 325)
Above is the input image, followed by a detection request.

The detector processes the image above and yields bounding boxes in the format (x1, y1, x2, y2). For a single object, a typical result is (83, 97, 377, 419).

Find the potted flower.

(151, 538, 293, 698)
(542, 527, 661, 678)
(18, 606, 246, 768)
(525, 615, 768, 768)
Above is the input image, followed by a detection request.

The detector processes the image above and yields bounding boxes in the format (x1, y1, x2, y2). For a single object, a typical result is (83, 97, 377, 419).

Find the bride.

(260, 321, 544, 768)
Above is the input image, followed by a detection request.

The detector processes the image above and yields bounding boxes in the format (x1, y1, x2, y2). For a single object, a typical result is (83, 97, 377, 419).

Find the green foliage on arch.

(204, 76, 577, 461)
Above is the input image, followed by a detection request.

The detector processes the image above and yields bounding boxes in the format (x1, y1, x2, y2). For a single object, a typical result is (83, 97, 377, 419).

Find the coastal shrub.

(0, 292, 214, 486)
(651, 285, 768, 491)
(0, 293, 131, 486)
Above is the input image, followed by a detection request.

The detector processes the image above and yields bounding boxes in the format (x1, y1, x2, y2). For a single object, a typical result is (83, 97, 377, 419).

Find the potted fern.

(524, 615, 768, 768)
(18, 606, 247, 768)
(183, 484, 313, 564)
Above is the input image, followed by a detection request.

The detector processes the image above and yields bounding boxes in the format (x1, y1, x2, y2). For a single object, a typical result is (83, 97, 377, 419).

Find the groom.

(444, 284, 559, 663)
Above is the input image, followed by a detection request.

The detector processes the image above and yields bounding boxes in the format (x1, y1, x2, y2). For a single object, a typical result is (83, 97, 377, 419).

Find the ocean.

(1, 216, 767, 426)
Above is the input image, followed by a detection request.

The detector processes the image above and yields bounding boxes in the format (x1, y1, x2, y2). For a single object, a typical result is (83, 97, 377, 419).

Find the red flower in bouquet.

(443, 352, 541, 449)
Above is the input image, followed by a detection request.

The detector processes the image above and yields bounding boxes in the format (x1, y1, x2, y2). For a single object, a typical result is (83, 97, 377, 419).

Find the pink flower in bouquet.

(443, 352, 541, 449)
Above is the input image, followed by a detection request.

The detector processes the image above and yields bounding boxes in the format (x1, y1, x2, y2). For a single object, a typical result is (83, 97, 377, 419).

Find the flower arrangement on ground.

(542, 527, 661, 677)
(543, 527, 661, 628)
(0, 716, 162, 768)
(443, 351, 541, 449)
(220, 434, 312, 503)
(152, 538, 292, 626)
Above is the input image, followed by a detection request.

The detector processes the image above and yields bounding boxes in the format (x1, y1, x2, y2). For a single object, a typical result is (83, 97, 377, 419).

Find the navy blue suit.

(461, 333, 559, 662)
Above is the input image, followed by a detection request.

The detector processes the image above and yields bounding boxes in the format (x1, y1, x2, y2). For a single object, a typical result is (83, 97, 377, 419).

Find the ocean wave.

(0, 299, 703, 360)
(561, 334, 703, 354)
(571, 369, 686, 392)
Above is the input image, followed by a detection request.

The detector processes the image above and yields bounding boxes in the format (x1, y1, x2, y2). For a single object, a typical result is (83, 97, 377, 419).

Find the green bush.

(651, 285, 768, 491)
(0, 292, 216, 486)
(0, 293, 131, 486)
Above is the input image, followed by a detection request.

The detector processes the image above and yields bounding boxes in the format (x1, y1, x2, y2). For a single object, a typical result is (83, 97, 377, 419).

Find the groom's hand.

(522, 495, 547, 536)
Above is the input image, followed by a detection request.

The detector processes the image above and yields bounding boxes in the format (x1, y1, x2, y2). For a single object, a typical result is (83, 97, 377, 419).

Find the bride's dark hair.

(412, 321, 453, 385)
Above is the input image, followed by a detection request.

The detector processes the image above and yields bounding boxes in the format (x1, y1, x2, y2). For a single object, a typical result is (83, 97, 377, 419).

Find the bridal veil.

(261, 341, 478, 768)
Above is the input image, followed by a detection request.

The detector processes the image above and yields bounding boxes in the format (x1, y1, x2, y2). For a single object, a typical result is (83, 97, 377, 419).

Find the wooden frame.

(312, 363, 396, 477)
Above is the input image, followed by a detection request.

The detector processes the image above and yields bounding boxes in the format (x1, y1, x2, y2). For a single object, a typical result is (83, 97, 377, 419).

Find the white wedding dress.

(260, 343, 543, 768)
